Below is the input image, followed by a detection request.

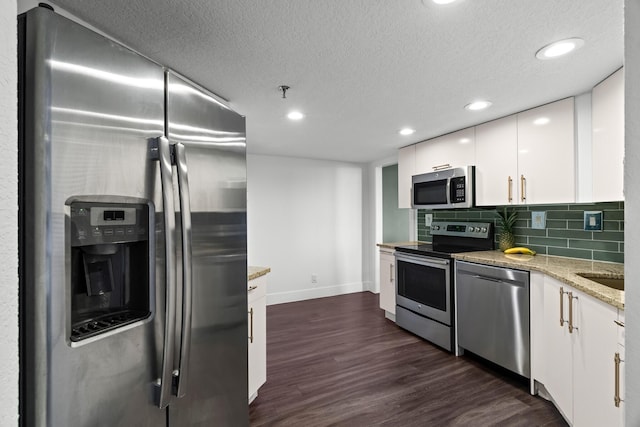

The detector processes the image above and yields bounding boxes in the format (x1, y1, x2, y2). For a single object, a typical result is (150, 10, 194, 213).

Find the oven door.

(395, 252, 451, 325)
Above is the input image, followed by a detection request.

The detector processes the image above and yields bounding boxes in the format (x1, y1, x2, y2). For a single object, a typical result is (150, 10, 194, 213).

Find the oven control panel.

(431, 221, 492, 239)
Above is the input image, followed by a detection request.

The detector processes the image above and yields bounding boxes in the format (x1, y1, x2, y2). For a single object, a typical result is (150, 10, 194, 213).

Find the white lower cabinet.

(535, 275, 622, 426)
(248, 275, 267, 403)
(615, 310, 625, 422)
(379, 248, 396, 316)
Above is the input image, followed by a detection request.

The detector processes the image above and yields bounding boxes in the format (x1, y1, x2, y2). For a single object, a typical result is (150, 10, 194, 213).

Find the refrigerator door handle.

(153, 136, 178, 408)
(174, 142, 193, 398)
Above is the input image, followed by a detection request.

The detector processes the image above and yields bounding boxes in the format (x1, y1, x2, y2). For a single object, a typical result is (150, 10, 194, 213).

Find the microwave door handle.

(446, 179, 452, 205)
(152, 136, 177, 408)
(174, 142, 193, 399)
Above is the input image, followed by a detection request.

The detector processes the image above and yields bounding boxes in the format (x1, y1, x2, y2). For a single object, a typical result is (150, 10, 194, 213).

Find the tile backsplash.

(417, 202, 624, 263)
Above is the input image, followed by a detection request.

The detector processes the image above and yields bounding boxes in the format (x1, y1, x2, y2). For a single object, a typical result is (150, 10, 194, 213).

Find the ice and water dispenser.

(68, 199, 152, 342)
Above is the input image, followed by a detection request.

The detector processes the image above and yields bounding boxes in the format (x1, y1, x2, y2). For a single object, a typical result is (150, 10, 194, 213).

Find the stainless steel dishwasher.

(455, 261, 530, 378)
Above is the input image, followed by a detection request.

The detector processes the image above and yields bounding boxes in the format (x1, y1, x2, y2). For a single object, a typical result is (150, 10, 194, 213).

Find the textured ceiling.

(47, 0, 623, 163)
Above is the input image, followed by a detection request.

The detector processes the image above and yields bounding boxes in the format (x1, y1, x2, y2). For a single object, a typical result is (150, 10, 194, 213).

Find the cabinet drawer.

(248, 276, 267, 302)
(617, 310, 625, 347)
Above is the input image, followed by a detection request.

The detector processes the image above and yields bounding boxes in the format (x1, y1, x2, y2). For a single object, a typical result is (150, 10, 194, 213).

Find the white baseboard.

(266, 282, 366, 306)
(362, 280, 374, 293)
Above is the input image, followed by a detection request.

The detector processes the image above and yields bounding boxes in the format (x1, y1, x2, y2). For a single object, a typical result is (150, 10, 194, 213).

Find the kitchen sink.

(576, 273, 624, 291)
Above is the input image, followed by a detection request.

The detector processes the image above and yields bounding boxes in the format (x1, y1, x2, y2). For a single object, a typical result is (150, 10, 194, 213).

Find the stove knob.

(481, 227, 488, 233)
(433, 225, 439, 231)
(472, 227, 478, 232)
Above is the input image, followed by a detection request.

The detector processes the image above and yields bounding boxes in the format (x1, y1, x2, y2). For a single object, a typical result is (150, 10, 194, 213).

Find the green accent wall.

(417, 201, 624, 263)
(383, 164, 409, 242)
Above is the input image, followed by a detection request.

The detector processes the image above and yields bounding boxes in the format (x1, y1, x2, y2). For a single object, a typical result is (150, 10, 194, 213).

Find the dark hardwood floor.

(249, 292, 567, 426)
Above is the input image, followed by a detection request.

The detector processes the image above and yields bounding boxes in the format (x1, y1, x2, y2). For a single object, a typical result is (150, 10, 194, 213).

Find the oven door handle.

(423, 258, 449, 267)
(396, 254, 449, 267)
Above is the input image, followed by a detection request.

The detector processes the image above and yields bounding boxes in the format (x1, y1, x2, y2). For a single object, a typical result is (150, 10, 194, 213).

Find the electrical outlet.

(425, 213, 433, 227)
(311, 274, 317, 284)
(584, 211, 603, 231)
(531, 211, 546, 230)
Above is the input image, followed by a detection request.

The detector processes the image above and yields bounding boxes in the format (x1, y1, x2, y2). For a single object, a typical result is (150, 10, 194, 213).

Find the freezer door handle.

(153, 136, 177, 408)
(174, 142, 193, 398)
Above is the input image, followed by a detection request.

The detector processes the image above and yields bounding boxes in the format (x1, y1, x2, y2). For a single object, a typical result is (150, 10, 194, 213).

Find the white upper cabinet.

(475, 115, 519, 206)
(592, 68, 624, 202)
(516, 97, 576, 205)
(475, 98, 575, 206)
(398, 97, 582, 208)
(398, 145, 415, 209)
(415, 127, 475, 175)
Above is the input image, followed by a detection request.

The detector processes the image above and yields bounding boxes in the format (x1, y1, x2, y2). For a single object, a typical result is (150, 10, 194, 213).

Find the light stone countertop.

(248, 266, 271, 281)
(377, 241, 426, 250)
(452, 251, 624, 309)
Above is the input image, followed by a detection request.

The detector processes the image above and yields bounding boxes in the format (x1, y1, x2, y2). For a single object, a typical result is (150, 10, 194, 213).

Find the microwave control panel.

(450, 176, 466, 203)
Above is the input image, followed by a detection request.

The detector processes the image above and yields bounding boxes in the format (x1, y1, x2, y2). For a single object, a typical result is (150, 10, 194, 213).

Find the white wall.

(625, 0, 640, 424)
(247, 154, 365, 305)
(1, 1, 19, 424)
(363, 155, 397, 295)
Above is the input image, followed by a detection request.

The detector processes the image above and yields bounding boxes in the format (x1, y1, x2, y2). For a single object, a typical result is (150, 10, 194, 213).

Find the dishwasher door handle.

(469, 274, 525, 287)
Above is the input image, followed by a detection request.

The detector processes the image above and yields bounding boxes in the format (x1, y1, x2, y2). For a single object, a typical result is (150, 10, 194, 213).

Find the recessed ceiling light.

(399, 128, 416, 136)
(464, 100, 492, 111)
(432, 0, 457, 4)
(459, 138, 471, 144)
(533, 117, 550, 126)
(536, 38, 585, 60)
(287, 111, 304, 120)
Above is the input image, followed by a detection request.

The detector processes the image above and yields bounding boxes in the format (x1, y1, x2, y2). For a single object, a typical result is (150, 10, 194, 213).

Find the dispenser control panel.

(70, 202, 148, 246)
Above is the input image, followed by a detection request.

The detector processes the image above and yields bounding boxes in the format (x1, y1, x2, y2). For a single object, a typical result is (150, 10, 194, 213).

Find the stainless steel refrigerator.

(18, 6, 248, 426)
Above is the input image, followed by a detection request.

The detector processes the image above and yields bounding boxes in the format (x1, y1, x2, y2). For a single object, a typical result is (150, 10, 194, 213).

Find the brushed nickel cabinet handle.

(568, 291, 578, 333)
(520, 175, 526, 202)
(615, 352, 623, 407)
(508, 176, 513, 203)
(559, 287, 565, 327)
(432, 163, 451, 171)
(249, 307, 254, 343)
(389, 264, 394, 282)
(248, 284, 258, 292)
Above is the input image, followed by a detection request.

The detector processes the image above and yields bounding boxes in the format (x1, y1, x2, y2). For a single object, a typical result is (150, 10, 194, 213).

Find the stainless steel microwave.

(411, 166, 475, 209)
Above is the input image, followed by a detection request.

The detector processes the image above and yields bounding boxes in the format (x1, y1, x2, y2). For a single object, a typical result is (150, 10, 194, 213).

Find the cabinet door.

(541, 276, 574, 422)
(248, 276, 267, 402)
(592, 68, 624, 202)
(573, 290, 622, 426)
(616, 310, 625, 421)
(398, 145, 415, 209)
(475, 115, 519, 206)
(517, 98, 575, 204)
(415, 128, 475, 175)
(379, 250, 396, 314)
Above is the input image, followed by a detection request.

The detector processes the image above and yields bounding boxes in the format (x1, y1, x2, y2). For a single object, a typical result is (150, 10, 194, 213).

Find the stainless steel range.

(394, 221, 493, 353)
